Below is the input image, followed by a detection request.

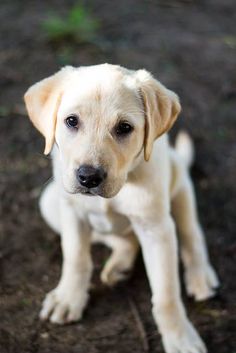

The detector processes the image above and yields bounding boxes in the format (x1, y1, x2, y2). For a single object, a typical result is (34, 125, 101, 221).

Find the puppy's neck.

(126, 153, 150, 184)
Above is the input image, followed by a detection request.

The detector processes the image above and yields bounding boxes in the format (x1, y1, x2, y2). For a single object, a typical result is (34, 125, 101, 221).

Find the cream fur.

(24, 64, 219, 353)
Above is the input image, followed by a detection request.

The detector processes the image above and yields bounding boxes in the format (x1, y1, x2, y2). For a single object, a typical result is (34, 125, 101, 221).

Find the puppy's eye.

(115, 121, 133, 137)
(65, 115, 79, 129)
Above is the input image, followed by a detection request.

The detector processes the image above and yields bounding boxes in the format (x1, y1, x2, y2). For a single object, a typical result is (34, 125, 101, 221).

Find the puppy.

(24, 64, 219, 353)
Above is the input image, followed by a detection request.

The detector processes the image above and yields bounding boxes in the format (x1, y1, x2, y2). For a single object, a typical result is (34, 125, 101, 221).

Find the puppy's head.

(24, 64, 180, 198)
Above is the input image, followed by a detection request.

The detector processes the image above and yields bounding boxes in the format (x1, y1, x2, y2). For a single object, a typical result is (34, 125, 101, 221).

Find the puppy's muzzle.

(76, 165, 107, 190)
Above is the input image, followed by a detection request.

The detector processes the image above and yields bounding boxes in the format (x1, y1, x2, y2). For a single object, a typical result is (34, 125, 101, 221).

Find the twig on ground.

(127, 293, 149, 352)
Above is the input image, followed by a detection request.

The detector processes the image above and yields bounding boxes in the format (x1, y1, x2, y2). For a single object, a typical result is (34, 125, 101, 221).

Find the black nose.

(77, 165, 107, 189)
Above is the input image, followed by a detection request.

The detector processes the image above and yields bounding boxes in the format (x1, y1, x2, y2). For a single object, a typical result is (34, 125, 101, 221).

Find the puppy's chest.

(88, 211, 130, 234)
(73, 196, 130, 234)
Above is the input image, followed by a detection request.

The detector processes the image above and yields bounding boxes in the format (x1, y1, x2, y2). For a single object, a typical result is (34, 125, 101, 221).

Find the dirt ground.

(1, 1, 236, 352)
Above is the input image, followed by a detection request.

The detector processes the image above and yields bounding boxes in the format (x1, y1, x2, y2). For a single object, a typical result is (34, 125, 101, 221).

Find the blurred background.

(0, 1, 236, 352)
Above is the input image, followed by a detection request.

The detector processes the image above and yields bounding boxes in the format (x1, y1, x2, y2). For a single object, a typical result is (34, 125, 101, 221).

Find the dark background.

(0, 1, 236, 352)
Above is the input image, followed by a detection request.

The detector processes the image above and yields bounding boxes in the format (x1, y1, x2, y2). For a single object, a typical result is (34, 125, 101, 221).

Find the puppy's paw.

(100, 235, 138, 286)
(101, 262, 131, 286)
(162, 320, 207, 353)
(100, 250, 136, 286)
(185, 264, 220, 301)
(40, 286, 89, 324)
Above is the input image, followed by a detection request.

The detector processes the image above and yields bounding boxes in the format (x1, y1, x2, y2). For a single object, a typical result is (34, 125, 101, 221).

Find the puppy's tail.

(175, 131, 195, 169)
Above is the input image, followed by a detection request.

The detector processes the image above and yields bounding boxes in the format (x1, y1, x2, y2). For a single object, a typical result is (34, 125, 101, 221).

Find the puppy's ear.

(136, 70, 181, 161)
(24, 66, 73, 154)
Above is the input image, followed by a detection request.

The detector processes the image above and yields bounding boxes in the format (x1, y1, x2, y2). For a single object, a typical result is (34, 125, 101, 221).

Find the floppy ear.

(136, 70, 181, 161)
(24, 66, 73, 154)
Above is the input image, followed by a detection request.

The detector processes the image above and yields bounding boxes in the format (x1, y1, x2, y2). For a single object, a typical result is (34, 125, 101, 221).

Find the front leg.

(132, 216, 206, 353)
(40, 196, 92, 324)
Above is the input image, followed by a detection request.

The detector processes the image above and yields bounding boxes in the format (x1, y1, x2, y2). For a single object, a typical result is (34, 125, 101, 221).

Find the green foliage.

(42, 4, 99, 43)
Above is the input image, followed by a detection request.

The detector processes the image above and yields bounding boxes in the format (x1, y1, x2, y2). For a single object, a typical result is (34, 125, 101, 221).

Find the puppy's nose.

(77, 165, 107, 189)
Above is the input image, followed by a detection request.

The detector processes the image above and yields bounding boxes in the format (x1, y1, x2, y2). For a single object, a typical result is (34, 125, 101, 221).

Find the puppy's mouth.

(79, 187, 99, 196)
(76, 184, 119, 199)
(77, 185, 116, 198)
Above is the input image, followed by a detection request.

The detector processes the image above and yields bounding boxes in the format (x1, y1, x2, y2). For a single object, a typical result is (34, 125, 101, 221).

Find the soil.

(0, 1, 236, 352)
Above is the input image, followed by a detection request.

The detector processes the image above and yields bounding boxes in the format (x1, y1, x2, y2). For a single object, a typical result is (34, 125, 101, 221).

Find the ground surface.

(0, 1, 236, 352)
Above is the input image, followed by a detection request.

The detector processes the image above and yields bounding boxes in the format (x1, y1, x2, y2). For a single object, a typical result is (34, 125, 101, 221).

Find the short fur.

(24, 64, 219, 353)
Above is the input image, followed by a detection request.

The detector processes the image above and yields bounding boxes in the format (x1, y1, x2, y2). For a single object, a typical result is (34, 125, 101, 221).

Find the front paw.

(39, 286, 89, 324)
(162, 320, 207, 353)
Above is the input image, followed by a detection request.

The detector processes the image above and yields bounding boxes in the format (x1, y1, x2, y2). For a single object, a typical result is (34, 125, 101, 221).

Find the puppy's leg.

(40, 196, 92, 324)
(39, 181, 60, 234)
(93, 230, 139, 286)
(172, 177, 219, 301)
(132, 217, 206, 353)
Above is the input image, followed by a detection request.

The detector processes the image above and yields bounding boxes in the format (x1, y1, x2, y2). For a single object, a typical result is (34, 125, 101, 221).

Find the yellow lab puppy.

(24, 64, 219, 353)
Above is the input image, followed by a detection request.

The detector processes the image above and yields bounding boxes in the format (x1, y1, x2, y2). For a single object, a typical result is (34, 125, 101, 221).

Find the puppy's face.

(24, 64, 181, 198)
(56, 67, 145, 197)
